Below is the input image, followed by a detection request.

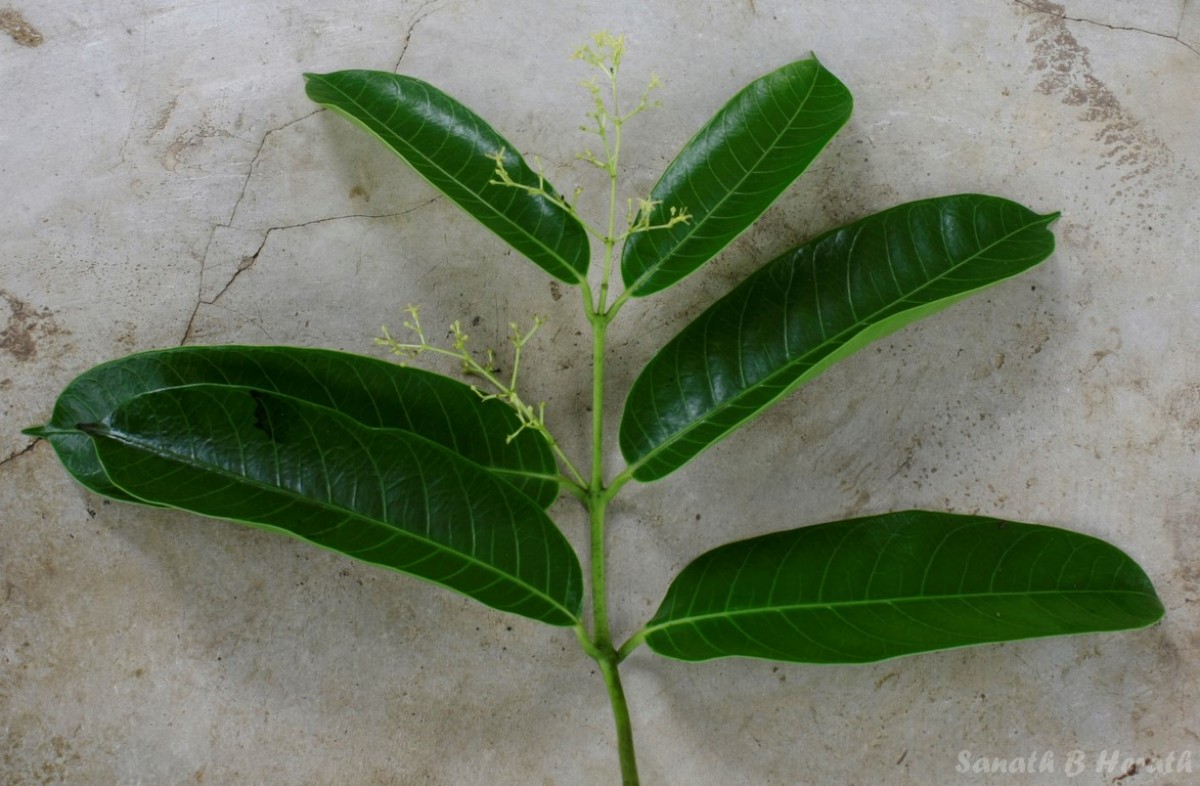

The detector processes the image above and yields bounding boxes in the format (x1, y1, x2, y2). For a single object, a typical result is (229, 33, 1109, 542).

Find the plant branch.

(479, 32, 657, 783)
(377, 307, 589, 490)
(598, 652, 640, 785)
(616, 629, 647, 663)
(488, 149, 609, 243)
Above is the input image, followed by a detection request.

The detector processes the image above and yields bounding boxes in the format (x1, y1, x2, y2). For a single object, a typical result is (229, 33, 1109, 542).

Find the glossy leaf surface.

(82, 385, 583, 626)
(620, 57, 852, 297)
(641, 511, 1163, 663)
(620, 194, 1058, 481)
(25, 346, 559, 508)
(305, 70, 589, 284)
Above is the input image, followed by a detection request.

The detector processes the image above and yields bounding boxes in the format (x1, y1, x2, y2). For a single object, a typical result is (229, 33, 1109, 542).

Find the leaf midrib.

(646, 587, 1157, 634)
(490, 466, 562, 485)
(91, 422, 579, 623)
(51, 345, 559, 507)
(628, 208, 1051, 474)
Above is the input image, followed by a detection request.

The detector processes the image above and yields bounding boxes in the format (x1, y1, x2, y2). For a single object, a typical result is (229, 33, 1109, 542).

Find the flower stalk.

(379, 34, 687, 783)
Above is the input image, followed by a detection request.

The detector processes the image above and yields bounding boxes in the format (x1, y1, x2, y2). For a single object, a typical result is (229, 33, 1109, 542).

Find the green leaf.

(620, 57, 852, 297)
(304, 70, 589, 284)
(620, 194, 1059, 481)
(81, 385, 583, 626)
(24, 346, 559, 508)
(638, 511, 1163, 663)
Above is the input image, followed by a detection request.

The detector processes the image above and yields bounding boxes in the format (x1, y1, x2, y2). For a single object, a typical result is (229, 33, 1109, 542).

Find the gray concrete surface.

(3, 1, 1198, 784)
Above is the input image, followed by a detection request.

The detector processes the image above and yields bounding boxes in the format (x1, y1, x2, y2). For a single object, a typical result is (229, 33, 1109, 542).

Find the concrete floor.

(3, 1, 1198, 784)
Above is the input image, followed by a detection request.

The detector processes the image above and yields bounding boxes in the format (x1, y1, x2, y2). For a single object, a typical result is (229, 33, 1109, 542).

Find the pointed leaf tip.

(620, 194, 1059, 481)
(620, 57, 853, 297)
(37, 345, 560, 508)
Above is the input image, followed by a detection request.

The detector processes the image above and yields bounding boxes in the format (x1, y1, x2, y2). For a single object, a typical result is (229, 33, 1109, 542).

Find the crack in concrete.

(226, 110, 322, 229)
(1020, 0, 1180, 189)
(180, 108, 325, 345)
(181, 201, 440, 343)
(0, 440, 38, 468)
(1014, 0, 1200, 57)
(393, 0, 445, 72)
(1176, 0, 1192, 42)
(182, 0, 454, 346)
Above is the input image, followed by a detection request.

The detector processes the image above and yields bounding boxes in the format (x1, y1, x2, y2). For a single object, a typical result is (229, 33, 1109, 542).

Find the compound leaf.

(620, 194, 1058, 481)
(24, 346, 559, 508)
(638, 511, 1163, 663)
(81, 384, 583, 626)
(620, 57, 852, 297)
(305, 70, 589, 284)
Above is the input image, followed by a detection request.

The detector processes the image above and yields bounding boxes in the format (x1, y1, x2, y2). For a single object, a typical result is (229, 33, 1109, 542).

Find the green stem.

(586, 295, 615, 651)
(573, 39, 643, 783)
(598, 649, 639, 785)
(588, 476, 612, 649)
(616, 629, 647, 663)
(587, 263, 642, 784)
(587, 463, 640, 784)
(585, 303, 641, 783)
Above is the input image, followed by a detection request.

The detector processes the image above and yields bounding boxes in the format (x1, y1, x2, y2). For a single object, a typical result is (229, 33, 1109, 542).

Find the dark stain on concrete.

(1, 291, 64, 362)
(1021, 0, 1173, 184)
(0, 8, 43, 47)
